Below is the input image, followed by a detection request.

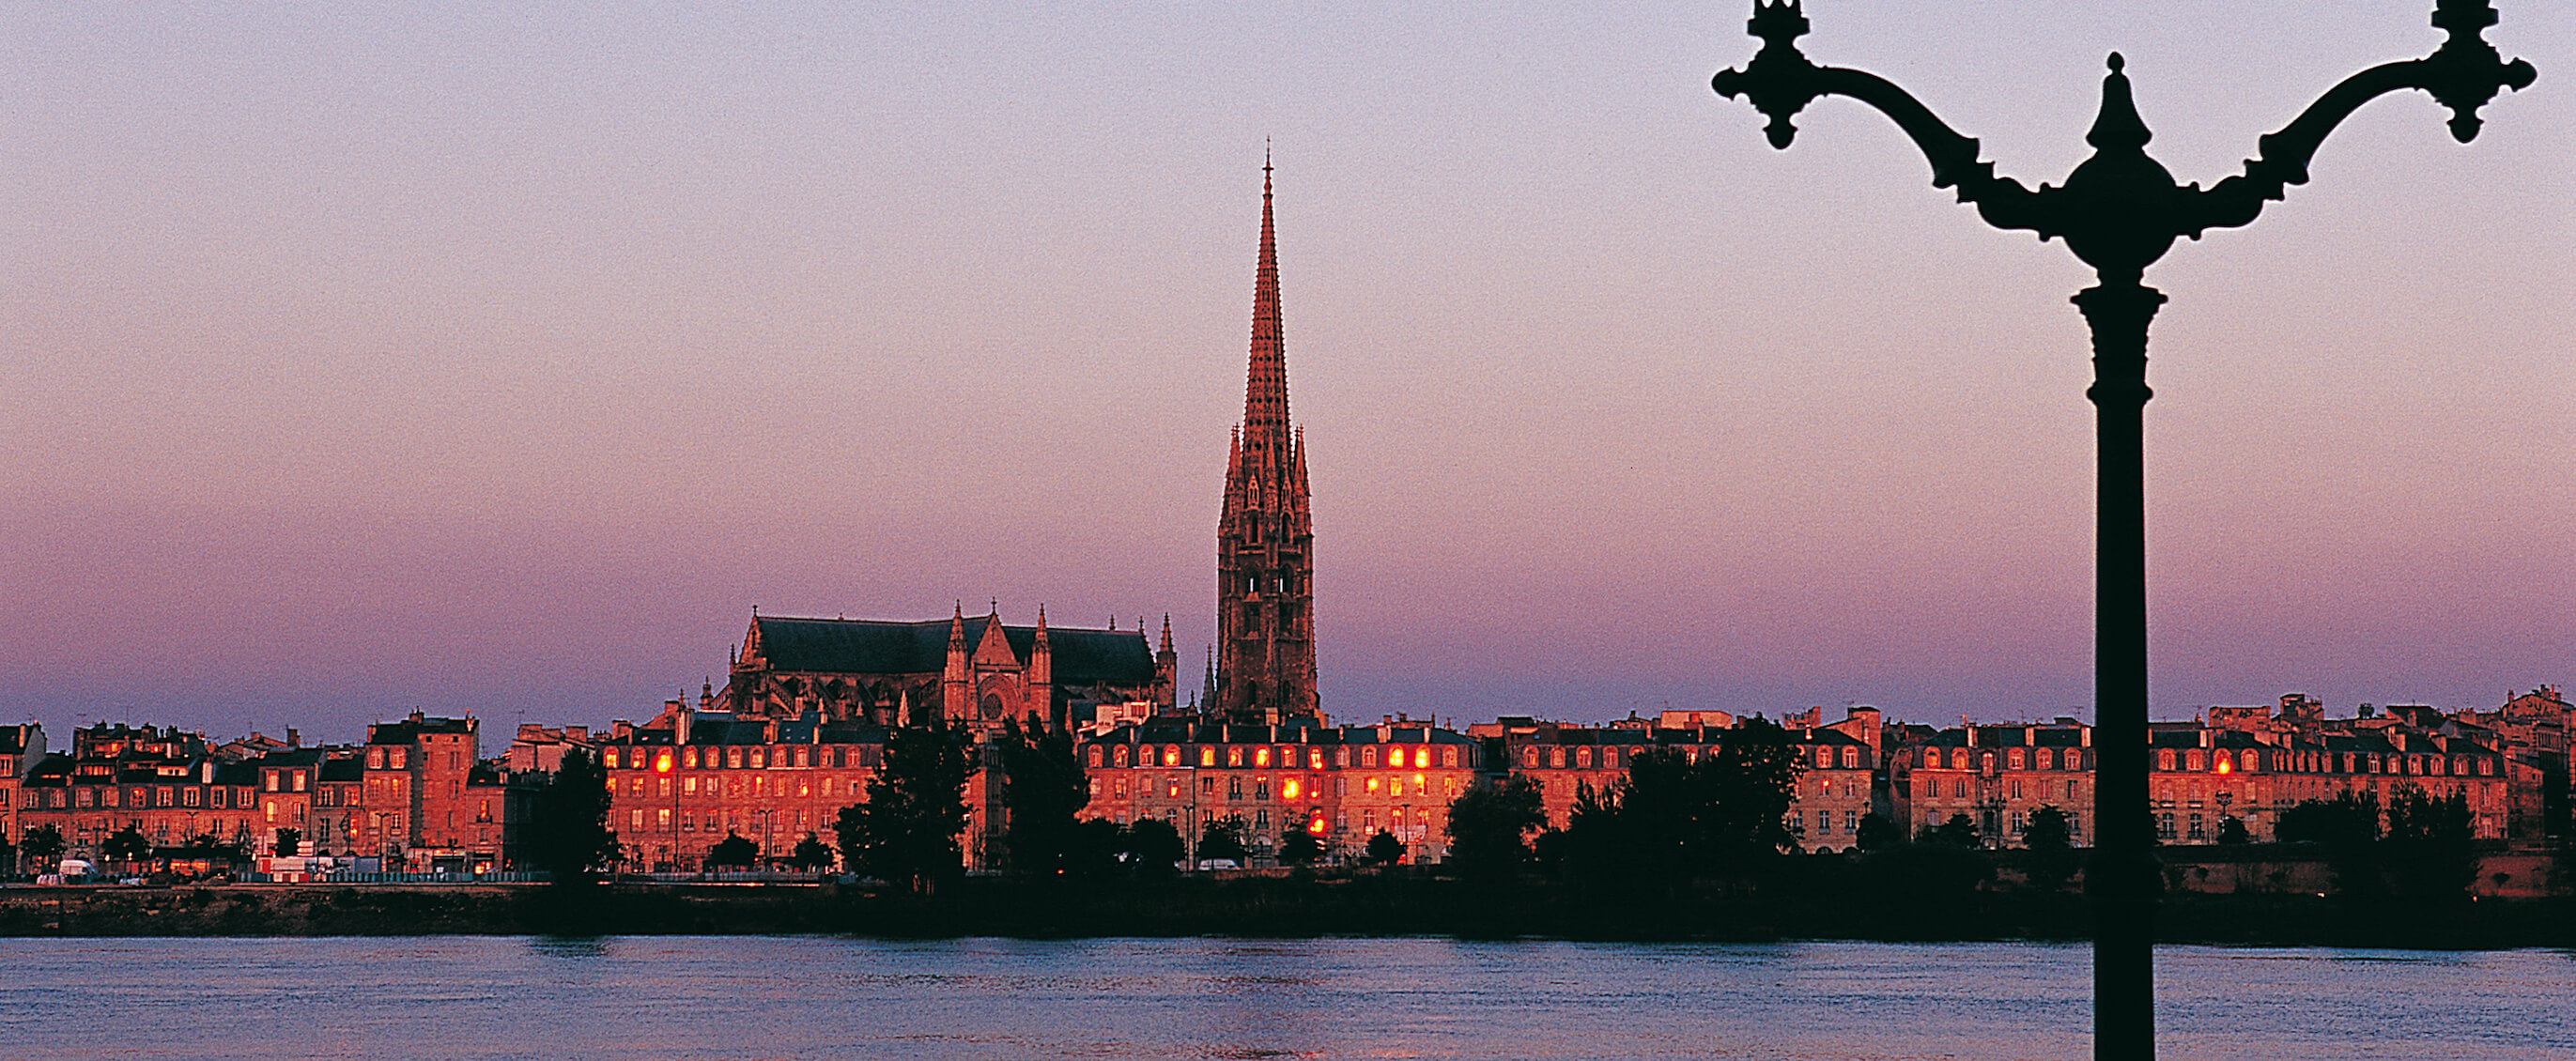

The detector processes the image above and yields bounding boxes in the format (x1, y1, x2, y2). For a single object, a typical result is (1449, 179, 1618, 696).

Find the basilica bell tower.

(1215, 158, 1318, 726)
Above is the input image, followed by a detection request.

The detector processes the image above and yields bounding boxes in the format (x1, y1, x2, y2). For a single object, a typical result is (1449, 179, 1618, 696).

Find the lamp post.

(1709, 4, 2532, 1059)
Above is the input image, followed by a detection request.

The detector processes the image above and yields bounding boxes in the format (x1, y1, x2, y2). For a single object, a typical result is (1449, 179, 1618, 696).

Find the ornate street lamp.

(1710, 4, 2532, 1059)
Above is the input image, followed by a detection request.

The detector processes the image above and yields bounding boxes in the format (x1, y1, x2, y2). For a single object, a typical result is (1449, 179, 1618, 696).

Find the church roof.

(749, 615, 1157, 686)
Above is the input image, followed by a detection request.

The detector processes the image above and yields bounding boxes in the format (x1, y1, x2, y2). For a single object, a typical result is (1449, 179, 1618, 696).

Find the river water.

(3, 937, 2567, 1060)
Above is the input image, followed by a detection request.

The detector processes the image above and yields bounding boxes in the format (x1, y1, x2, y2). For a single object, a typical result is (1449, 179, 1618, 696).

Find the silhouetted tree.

(1365, 829, 1407, 867)
(103, 825, 152, 866)
(789, 833, 836, 871)
(529, 747, 621, 886)
(2384, 784, 2476, 901)
(705, 832, 760, 869)
(837, 716, 977, 894)
(1854, 811, 1904, 853)
(2022, 804, 2077, 891)
(1444, 775, 1545, 882)
(272, 827, 301, 858)
(21, 824, 64, 872)
(2215, 815, 2250, 845)
(2279, 792, 2383, 897)
(1063, 818, 1126, 877)
(1702, 717, 1808, 864)
(998, 715, 1088, 877)
(1277, 825, 1323, 867)
(1923, 812, 1981, 850)
(1123, 818, 1184, 874)
(1196, 815, 1249, 866)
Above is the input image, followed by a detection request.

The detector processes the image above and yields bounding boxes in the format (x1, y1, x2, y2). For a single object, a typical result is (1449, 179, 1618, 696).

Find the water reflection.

(4, 938, 2568, 1060)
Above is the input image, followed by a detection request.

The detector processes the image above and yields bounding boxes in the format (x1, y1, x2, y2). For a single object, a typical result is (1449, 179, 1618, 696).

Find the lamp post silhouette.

(1710, 3, 2532, 1058)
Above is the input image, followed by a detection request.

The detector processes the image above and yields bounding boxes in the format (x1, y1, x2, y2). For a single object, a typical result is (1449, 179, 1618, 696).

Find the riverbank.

(6, 875, 2573, 947)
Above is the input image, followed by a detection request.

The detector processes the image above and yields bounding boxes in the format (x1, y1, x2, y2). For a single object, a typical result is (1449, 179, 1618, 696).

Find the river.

(3, 937, 2567, 1059)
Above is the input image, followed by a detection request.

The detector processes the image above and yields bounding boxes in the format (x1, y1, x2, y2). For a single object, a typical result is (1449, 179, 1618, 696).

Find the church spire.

(1215, 155, 1319, 726)
(1242, 150, 1289, 462)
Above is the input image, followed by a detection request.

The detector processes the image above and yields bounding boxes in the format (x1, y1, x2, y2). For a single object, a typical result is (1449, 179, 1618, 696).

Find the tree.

(1923, 812, 1982, 850)
(1196, 815, 1249, 866)
(1063, 818, 1126, 877)
(1365, 829, 1407, 867)
(528, 746, 621, 885)
(21, 824, 65, 872)
(1701, 717, 1808, 864)
(2279, 792, 2383, 896)
(1444, 776, 1545, 881)
(705, 832, 760, 869)
(1854, 812, 1904, 853)
(838, 716, 977, 893)
(103, 825, 152, 866)
(273, 827, 302, 858)
(789, 833, 837, 871)
(2383, 784, 2476, 900)
(2215, 815, 2251, 845)
(998, 715, 1089, 877)
(1277, 825, 1323, 867)
(2022, 804, 2077, 892)
(1123, 817, 1185, 874)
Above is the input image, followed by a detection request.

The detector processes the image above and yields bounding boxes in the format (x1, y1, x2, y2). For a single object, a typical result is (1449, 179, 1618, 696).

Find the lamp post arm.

(1715, 8, 2053, 239)
(2187, 2, 2535, 237)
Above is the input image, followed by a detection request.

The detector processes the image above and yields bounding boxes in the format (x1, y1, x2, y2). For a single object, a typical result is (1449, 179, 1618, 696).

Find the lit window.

(1283, 779, 1302, 800)
(1255, 748, 1271, 768)
(1199, 747, 1215, 767)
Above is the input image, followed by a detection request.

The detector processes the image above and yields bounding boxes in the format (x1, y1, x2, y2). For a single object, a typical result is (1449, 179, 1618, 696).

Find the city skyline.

(5, 2, 2568, 742)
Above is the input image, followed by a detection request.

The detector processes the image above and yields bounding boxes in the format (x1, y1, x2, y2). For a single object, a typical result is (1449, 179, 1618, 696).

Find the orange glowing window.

(656, 751, 674, 774)
(1199, 746, 1216, 767)
(1366, 777, 1381, 794)
(1255, 748, 1272, 768)
(1306, 811, 1328, 836)
(1283, 779, 1302, 799)
(2216, 759, 2231, 775)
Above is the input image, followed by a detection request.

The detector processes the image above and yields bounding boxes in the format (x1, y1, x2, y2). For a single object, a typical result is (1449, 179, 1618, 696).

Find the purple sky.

(5, 2, 2569, 745)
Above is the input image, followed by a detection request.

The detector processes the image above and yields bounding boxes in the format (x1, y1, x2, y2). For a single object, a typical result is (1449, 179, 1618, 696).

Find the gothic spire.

(1242, 154, 1290, 463)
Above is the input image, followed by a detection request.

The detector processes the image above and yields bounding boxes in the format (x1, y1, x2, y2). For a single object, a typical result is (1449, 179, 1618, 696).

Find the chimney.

(285, 728, 300, 748)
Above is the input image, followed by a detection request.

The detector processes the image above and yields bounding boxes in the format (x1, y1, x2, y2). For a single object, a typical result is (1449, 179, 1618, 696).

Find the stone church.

(721, 606, 1176, 733)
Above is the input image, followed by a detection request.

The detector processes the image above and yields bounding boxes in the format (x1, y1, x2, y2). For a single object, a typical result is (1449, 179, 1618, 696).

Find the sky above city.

(5, 2, 2569, 744)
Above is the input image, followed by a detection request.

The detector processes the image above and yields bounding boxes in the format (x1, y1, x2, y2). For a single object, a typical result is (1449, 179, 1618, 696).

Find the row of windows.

(1097, 773, 1464, 803)
(617, 774, 867, 801)
(1920, 777, 2086, 803)
(1920, 747, 2089, 771)
(1090, 744, 1456, 770)
(23, 786, 259, 810)
(605, 746, 874, 772)
(628, 807, 827, 835)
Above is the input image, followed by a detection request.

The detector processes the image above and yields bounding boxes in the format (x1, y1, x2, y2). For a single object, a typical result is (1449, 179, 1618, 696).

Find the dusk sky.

(5, 2, 2568, 745)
